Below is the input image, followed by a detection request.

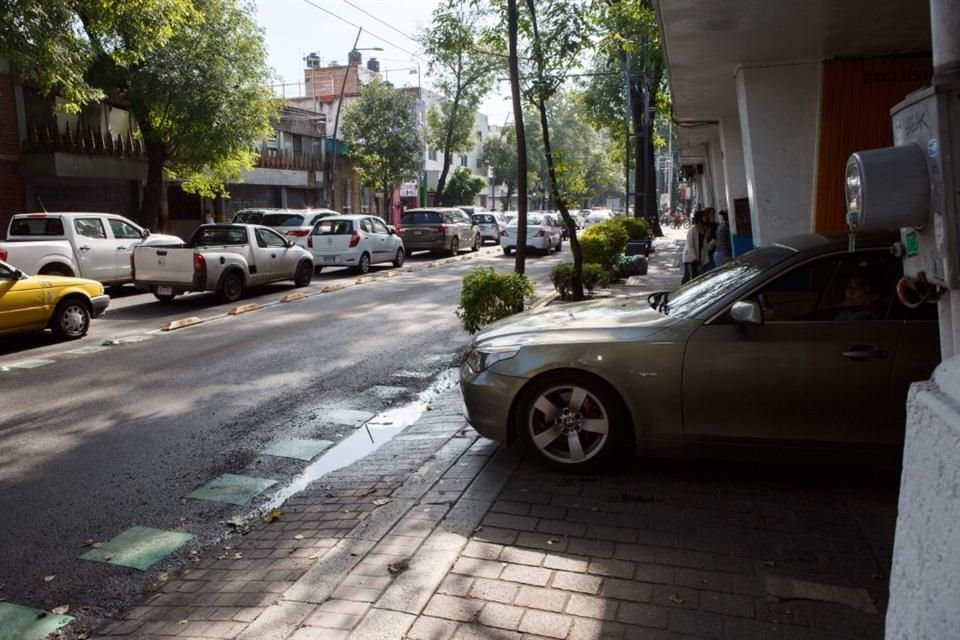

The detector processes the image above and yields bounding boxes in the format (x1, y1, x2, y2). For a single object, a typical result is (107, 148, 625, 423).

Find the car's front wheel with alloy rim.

(393, 248, 405, 267)
(219, 271, 244, 302)
(472, 234, 480, 251)
(449, 237, 459, 256)
(50, 298, 91, 339)
(516, 373, 625, 471)
(294, 260, 313, 287)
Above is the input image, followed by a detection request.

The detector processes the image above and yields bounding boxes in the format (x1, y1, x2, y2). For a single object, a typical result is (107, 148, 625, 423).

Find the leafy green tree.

(481, 128, 519, 211)
(421, 0, 495, 205)
(87, 0, 279, 231)
(342, 80, 422, 214)
(440, 167, 486, 206)
(0, 0, 196, 112)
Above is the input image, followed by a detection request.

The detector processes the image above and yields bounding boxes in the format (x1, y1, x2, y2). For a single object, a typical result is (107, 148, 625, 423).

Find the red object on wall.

(0, 71, 25, 235)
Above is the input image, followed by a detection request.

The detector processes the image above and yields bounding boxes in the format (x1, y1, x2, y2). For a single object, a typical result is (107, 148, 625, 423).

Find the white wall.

(720, 116, 748, 234)
(736, 62, 821, 244)
(886, 359, 960, 639)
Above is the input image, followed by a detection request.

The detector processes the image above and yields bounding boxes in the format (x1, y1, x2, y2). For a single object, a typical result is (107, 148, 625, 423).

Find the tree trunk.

(645, 117, 661, 235)
(433, 87, 464, 206)
(537, 99, 583, 299)
(141, 139, 168, 232)
(508, 0, 527, 276)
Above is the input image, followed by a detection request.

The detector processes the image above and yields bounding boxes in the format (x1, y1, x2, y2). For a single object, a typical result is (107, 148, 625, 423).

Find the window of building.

(428, 148, 437, 161)
(460, 154, 468, 167)
(342, 179, 352, 213)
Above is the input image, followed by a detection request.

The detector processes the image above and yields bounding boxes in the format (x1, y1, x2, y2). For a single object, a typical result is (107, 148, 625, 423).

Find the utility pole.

(328, 28, 363, 210)
(622, 50, 631, 213)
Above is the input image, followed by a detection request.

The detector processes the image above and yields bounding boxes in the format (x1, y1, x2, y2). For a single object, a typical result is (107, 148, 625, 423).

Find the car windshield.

(314, 219, 354, 235)
(657, 245, 796, 317)
(262, 213, 304, 227)
(401, 212, 442, 224)
(473, 214, 496, 223)
(307, 213, 338, 225)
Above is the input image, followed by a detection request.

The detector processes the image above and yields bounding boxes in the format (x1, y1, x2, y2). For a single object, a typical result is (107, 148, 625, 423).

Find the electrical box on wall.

(845, 85, 960, 288)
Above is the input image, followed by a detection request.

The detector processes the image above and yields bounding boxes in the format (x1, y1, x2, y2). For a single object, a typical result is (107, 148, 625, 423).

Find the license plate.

(324, 256, 336, 263)
(415, 230, 425, 236)
(156, 286, 173, 296)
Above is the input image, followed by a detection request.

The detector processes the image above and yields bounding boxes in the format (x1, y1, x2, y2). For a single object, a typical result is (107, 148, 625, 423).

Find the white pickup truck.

(132, 224, 315, 302)
(0, 212, 181, 286)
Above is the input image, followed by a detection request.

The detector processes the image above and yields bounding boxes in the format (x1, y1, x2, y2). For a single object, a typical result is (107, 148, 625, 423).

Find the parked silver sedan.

(460, 233, 940, 470)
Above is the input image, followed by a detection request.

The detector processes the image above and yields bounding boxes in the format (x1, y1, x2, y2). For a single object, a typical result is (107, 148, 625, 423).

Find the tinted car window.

(526, 215, 545, 226)
(74, 218, 107, 239)
(308, 213, 338, 225)
(401, 212, 442, 224)
(262, 213, 305, 227)
(10, 217, 65, 236)
(192, 227, 248, 246)
(232, 210, 264, 224)
(371, 218, 389, 234)
(257, 228, 288, 248)
(473, 214, 496, 224)
(109, 218, 142, 239)
(314, 219, 354, 235)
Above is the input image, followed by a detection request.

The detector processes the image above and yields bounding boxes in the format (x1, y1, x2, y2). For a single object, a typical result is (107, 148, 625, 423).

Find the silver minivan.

(398, 208, 481, 256)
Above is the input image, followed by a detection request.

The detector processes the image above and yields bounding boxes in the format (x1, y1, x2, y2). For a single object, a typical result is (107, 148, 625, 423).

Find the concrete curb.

(280, 292, 308, 303)
(530, 290, 560, 310)
(160, 316, 202, 331)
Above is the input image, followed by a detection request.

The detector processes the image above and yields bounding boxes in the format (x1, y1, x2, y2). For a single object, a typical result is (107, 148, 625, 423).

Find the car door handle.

(271, 253, 277, 258)
(842, 346, 888, 360)
(78, 246, 91, 252)
(116, 246, 127, 251)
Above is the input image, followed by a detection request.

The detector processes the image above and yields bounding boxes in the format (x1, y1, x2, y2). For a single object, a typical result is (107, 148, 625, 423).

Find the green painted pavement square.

(264, 438, 334, 461)
(0, 602, 74, 640)
(187, 473, 277, 505)
(118, 335, 153, 343)
(79, 526, 194, 571)
(65, 345, 111, 355)
(7, 358, 55, 369)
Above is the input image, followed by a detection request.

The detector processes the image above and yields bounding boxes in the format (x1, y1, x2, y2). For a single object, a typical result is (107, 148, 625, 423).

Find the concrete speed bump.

(161, 316, 202, 331)
(321, 283, 347, 293)
(7, 359, 55, 369)
(80, 526, 194, 571)
(228, 303, 261, 316)
(356, 276, 375, 285)
(0, 602, 74, 640)
(383, 271, 401, 278)
(281, 292, 309, 303)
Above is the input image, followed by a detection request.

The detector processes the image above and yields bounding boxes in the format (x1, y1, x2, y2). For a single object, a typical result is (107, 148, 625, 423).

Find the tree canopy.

(441, 167, 486, 206)
(342, 80, 422, 207)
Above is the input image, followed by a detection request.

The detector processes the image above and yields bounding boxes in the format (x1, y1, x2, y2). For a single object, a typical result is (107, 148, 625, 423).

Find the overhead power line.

(340, 0, 422, 47)
(300, 0, 426, 63)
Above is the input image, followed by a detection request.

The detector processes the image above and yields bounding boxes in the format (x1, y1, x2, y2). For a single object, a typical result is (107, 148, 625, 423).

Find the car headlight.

(465, 345, 520, 373)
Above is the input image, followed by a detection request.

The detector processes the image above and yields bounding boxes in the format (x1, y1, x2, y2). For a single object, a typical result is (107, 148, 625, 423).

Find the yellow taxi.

(0, 259, 109, 339)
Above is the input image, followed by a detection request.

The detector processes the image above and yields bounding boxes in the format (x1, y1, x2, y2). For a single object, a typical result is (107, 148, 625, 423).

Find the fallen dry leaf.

(294, 534, 304, 540)
(668, 594, 686, 605)
(546, 539, 560, 545)
(51, 605, 69, 615)
(263, 509, 282, 523)
(44, 575, 56, 582)
(388, 559, 410, 576)
(308, 553, 320, 560)
(233, 553, 243, 559)
(79, 539, 95, 548)
(373, 498, 391, 506)
(178, 619, 189, 625)
(157, 572, 169, 583)
(103, 554, 114, 561)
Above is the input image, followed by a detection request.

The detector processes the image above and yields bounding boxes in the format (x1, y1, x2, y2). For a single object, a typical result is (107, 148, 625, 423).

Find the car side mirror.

(730, 300, 763, 325)
(141, 228, 151, 239)
(387, 226, 396, 235)
(286, 240, 295, 248)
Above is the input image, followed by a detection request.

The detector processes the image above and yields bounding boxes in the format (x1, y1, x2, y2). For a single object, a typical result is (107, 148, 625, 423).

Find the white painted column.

(720, 116, 748, 234)
(736, 62, 821, 245)
(707, 141, 727, 212)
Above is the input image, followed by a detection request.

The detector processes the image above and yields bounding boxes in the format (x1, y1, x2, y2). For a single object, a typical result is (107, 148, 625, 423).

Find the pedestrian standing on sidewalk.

(682, 210, 711, 283)
(703, 208, 718, 270)
(714, 210, 732, 266)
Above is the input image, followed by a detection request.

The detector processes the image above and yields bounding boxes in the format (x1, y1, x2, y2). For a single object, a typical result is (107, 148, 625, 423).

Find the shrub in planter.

(608, 216, 651, 242)
(457, 267, 535, 334)
(550, 262, 574, 300)
(581, 262, 609, 291)
(580, 223, 628, 276)
(617, 255, 648, 277)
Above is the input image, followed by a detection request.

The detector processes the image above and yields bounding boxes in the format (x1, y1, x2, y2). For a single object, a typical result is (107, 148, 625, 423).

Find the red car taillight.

(535, 229, 545, 237)
(500, 229, 508, 237)
(349, 231, 361, 248)
(193, 253, 206, 273)
(308, 235, 313, 249)
(0, 247, 7, 261)
(433, 225, 447, 234)
(286, 229, 310, 237)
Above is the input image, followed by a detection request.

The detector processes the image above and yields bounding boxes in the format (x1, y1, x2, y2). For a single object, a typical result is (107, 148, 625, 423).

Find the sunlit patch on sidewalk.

(0, 602, 74, 640)
(264, 438, 334, 461)
(79, 526, 194, 571)
(187, 473, 277, 505)
(6, 358, 55, 369)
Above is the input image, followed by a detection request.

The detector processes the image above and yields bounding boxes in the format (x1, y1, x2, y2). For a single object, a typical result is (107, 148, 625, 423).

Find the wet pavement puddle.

(267, 369, 459, 509)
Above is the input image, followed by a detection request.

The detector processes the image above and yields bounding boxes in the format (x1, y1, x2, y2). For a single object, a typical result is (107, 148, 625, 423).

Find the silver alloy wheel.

(59, 303, 89, 337)
(526, 384, 610, 464)
(359, 252, 370, 273)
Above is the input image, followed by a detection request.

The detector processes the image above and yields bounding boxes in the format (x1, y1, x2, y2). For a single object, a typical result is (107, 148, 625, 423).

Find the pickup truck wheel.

(294, 261, 313, 287)
(51, 298, 90, 339)
(393, 248, 405, 268)
(355, 252, 371, 275)
(219, 272, 244, 302)
(39, 265, 74, 278)
(154, 293, 176, 303)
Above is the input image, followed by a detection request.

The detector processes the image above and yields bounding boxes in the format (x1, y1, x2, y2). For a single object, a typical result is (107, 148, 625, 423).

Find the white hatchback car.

(307, 215, 405, 274)
(582, 208, 614, 228)
(499, 213, 564, 256)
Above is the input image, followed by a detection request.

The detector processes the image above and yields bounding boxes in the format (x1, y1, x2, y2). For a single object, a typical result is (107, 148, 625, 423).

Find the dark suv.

(398, 208, 481, 256)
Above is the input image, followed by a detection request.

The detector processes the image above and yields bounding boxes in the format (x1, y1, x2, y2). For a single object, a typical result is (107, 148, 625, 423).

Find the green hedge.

(580, 222, 628, 275)
(550, 262, 609, 299)
(456, 267, 535, 334)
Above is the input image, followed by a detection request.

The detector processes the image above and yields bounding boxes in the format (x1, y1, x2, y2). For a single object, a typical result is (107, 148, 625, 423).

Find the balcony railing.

(23, 121, 145, 158)
(254, 145, 323, 171)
